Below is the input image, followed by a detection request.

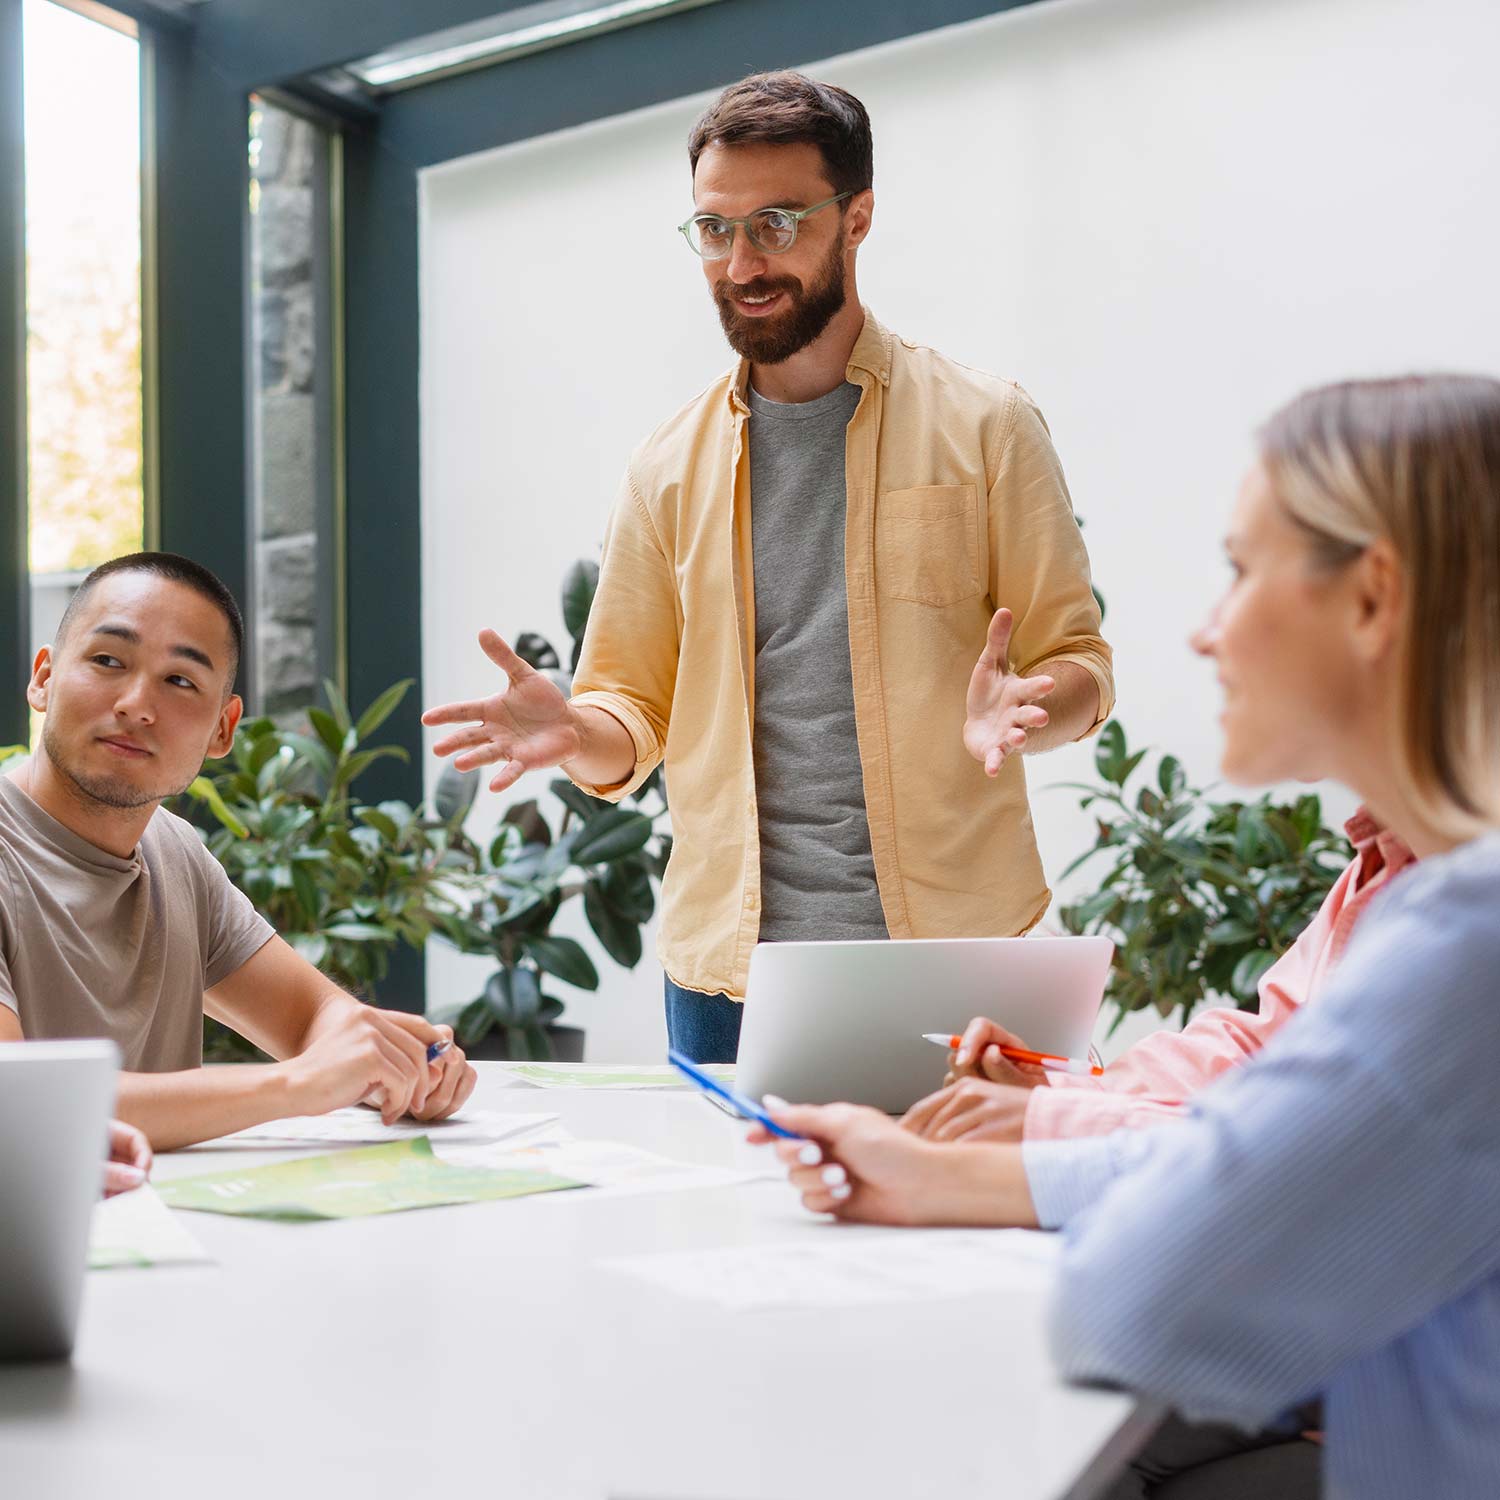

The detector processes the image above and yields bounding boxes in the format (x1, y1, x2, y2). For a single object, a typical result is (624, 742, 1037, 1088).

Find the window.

(23, 0, 143, 668)
(248, 96, 344, 717)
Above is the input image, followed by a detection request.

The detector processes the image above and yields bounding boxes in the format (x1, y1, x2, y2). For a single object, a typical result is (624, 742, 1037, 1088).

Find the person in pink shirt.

(902, 808, 1415, 1144)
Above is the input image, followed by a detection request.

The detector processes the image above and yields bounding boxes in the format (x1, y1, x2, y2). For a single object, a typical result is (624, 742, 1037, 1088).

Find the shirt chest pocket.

(874, 484, 983, 607)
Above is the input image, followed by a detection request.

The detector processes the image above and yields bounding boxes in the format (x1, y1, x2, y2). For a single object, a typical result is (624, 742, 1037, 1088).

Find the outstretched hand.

(421, 629, 583, 795)
(963, 607, 1055, 776)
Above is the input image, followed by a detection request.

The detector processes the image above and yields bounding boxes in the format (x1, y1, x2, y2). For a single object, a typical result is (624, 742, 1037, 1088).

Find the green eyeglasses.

(678, 191, 853, 260)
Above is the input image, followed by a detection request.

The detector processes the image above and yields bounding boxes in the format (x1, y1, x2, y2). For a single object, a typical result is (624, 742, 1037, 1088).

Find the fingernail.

(954, 1050, 969, 1066)
(119, 1165, 146, 1186)
(762, 1093, 789, 1109)
(797, 1142, 823, 1166)
(830, 1183, 852, 1201)
(821, 1164, 847, 1187)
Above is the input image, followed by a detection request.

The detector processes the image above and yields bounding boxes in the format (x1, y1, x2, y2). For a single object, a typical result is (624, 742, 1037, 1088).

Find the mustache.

(715, 274, 803, 305)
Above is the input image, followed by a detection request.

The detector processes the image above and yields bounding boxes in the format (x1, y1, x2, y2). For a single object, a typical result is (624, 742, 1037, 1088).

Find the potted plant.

(428, 559, 671, 1061)
(1054, 721, 1350, 1032)
(179, 679, 474, 1059)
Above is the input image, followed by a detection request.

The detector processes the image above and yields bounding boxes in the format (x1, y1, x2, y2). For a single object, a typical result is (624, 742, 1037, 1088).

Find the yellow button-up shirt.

(571, 310, 1114, 1000)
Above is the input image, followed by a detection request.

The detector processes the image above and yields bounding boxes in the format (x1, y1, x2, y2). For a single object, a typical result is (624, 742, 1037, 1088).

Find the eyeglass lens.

(691, 207, 799, 259)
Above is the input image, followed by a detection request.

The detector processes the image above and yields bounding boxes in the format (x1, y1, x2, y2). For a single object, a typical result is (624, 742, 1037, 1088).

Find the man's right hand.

(281, 1004, 445, 1125)
(422, 629, 583, 794)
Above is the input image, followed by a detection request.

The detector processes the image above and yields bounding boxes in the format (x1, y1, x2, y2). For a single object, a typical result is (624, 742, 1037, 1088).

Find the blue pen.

(426, 1039, 452, 1064)
(667, 1048, 806, 1140)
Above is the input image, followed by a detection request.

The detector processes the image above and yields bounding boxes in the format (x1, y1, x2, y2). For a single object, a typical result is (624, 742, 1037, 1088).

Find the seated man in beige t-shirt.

(0, 551, 475, 1151)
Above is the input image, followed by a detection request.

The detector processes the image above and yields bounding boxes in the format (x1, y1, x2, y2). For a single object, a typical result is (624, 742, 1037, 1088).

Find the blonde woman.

(756, 376, 1500, 1499)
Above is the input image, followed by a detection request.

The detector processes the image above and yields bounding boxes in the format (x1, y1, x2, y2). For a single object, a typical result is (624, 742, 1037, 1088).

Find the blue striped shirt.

(1025, 833, 1500, 1498)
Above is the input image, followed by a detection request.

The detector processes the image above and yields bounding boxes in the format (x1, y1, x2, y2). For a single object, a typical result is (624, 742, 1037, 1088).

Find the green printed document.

(155, 1137, 582, 1222)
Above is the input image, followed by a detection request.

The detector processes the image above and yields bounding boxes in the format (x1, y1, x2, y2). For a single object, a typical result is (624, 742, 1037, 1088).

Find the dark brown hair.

(1258, 375, 1500, 836)
(688, 71, 873, 197)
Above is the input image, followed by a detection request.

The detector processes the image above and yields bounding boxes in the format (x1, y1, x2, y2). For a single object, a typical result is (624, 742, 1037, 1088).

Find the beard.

(41, 721, 188, 810)
(712, 230, 849, 365)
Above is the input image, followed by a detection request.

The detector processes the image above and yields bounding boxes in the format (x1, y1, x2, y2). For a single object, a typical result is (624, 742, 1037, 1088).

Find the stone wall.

(250, 103, 322, 718)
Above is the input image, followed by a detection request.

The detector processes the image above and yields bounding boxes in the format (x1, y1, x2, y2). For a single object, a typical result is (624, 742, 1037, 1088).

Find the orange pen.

(921, 1033, 1104, 1077)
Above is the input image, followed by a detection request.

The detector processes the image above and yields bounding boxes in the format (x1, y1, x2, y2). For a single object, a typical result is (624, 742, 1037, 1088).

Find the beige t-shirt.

(0, 771, 274, 1071)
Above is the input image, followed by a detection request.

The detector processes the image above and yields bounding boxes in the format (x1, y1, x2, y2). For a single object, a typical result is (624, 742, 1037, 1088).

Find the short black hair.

(56, 551, 245, 691)
(688, 71, 873, 199)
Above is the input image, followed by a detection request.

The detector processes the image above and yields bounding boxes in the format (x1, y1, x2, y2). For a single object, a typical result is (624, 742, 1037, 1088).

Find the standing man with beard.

(425, 72, 1114, 1061)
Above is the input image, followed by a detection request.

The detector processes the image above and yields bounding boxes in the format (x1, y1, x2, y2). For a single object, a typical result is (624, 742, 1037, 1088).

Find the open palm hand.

(963, 607, 1055, 776)
(421, 629, 582, 794)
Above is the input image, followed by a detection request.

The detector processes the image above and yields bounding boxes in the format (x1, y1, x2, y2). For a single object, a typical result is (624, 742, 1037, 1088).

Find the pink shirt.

(1024, 809, 1417, 1140)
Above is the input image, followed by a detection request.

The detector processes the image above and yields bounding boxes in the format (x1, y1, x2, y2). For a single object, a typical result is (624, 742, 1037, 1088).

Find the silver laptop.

(736, 936, 1114, 1113)
(0, 1040, 119, 1361)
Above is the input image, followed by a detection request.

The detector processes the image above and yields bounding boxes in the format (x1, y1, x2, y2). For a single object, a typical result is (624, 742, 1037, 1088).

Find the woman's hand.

(945, 1017, 1050, 1089)
(748, 1099, 1039, 1228)
(902, 1077, 1035, 1143)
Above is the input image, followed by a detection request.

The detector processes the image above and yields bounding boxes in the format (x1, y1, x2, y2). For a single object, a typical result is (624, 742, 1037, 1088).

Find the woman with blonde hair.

(757, 375, 1500, 1498)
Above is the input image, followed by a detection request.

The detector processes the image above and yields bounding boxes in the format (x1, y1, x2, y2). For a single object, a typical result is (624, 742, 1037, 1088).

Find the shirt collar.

(728, 305, 892, 415)
(1344, 805, 1418, 878)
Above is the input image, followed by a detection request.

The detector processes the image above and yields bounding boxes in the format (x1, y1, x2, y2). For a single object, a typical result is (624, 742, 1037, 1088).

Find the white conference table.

(0, 1064, 1154, 1500)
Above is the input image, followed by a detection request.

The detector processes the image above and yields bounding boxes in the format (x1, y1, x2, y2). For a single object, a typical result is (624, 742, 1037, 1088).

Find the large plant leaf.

(584, 886, 643, 968)
(513, 632, 560, 671)
(184, 776, 249, 838)
(597, 860, 655, 923)
(435, 763, 480, 825)
(561, 559, 600, 642)
(502, 799, 552, 848)
(330, 744, 409, 795)
(308, 707, 345, 757)
(572, 808, 653, 864)
(322, 678, 354, 735)
(354, 679, 413, 743)
(485, 966, 542, 1024)
(1230, 948, 1278, 1000)
(550, 777, 607, 821)
(523, 935, 599, 992)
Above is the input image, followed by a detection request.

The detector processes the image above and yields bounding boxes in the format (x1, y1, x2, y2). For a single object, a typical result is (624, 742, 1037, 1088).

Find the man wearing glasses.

(426, 72, 1114, 1061)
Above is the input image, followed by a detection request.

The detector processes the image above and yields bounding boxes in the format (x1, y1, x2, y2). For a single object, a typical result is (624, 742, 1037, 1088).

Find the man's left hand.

(963, 607, 1055, 776)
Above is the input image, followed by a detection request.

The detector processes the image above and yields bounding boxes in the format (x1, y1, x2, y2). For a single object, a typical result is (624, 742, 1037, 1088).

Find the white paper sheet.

(440, 1137, 767, 1198)
(603, 1229, 1059, 1309)
(207, 1107, 561, 1148)
(89, 1184, 214, 1270)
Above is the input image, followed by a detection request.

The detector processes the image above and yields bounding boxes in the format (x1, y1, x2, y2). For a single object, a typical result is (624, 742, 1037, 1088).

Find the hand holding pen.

(926, 1019, 1103, 1087)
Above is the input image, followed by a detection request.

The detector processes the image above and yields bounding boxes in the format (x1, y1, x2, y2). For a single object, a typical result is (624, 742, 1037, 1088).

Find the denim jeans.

(663, 975, 743, 1063)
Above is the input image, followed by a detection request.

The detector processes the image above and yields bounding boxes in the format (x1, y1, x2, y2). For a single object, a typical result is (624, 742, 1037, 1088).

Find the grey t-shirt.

(748, 380, 889, 942)
(0, 771, 274, 1071)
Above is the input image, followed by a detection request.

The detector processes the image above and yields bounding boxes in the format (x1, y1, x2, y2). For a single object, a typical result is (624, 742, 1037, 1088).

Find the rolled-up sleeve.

(568, 465, 680, 802)
(987, 388, 1114, 736)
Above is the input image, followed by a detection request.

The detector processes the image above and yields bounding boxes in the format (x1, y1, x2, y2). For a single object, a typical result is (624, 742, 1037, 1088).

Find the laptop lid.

(736, 936, 1113, 1114)
(0, 1040, 119, 1361)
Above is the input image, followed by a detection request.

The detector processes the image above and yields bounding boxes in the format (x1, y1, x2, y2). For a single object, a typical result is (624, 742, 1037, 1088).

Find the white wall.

(420, 0, 1500, 1060)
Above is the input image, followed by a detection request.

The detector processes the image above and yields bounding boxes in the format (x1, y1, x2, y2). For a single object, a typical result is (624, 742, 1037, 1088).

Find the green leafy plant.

(430, 559, 671, 1059)
(1055, 721, 1351, 1031)
(177, 680, 473, 1059)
